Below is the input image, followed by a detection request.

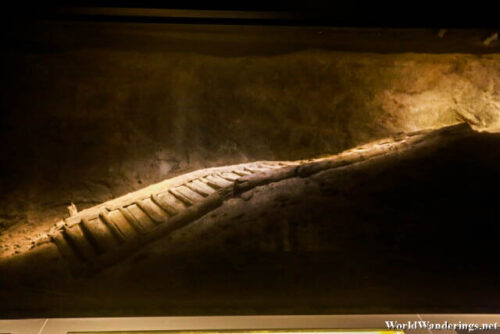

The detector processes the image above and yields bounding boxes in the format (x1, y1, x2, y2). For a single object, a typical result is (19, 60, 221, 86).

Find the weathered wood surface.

(4, 122, 500, 317)
(44, 161, 295, 272)
(27, 123, 473, 273)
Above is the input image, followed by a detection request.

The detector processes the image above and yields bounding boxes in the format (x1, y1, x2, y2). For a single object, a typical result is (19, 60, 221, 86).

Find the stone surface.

(1, 124, 500, 317)
(0, 23, 499, 260)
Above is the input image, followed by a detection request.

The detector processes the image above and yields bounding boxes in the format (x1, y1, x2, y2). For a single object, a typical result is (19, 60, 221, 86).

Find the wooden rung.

(150, 193, 178, 216)
(64, 224, 97, 262)
(204, 174, 233, 188)
(232, 169, 252, 176)
(257, 162, 281, 169)
(118, 207, 149, 234)
(185, 179, 216, 196)
(127, 204, 156, 230)
(244, 166, 268, 173)
(155, 191, 186, 213)
(136, 199, 168, 224)
(99, 211, 127, 243)
(175, 185, 205, 202)
(107, 210, 139, 239)
(80, 217, 118, 254)
(218, 172, 241, 181)
(51, 232, 84, 263)
(169, 188, 194, 206)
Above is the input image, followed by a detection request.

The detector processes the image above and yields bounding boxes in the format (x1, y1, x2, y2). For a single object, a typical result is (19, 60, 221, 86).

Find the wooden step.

(218, 172, 241, 181)
(169, 188, 194, 206)
(174, 185, 205, 202)
(99, 210, 127, 243)
(155, 191, 187, 213)
(118, 207, 152, 234)
(63, 224, 97, 262)
(80, 217, 119, 253)
(185, 179, 217, 196)
(136, 198, 168, 224)
(232, 169, 253, 176)
(244, 166, 269, 173)
(204, 174, 233, 189)
(51, 231, 84, 264)
(107, 210, 139, 240)
(150, 194, 179, 216)
(126, 204, 156, 230)
(257, 162, 283, 169)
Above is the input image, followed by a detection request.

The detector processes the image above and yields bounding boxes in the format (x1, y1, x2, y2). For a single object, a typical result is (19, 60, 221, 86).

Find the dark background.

(0, 1, 499, 318)
(0, 0, 498, 252)
(2, 1, 500, 28)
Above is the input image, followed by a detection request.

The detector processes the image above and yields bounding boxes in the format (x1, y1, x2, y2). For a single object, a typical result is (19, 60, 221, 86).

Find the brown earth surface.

(1, 124, 500, 317)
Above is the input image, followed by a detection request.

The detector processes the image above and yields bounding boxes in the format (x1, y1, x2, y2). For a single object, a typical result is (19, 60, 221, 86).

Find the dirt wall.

(0, 23, 498, 240)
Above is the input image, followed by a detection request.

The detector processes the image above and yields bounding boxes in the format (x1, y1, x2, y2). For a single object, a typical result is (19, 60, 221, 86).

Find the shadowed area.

(1, 43, 499, 249)
(1, 21, 499, 261)
(1, 124, 499, 317)
(0, 17, 499, 318)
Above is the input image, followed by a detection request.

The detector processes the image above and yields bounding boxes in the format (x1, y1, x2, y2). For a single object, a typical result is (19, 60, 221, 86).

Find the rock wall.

(2, 124, 500, 317)
(0, 27, 499, 240)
